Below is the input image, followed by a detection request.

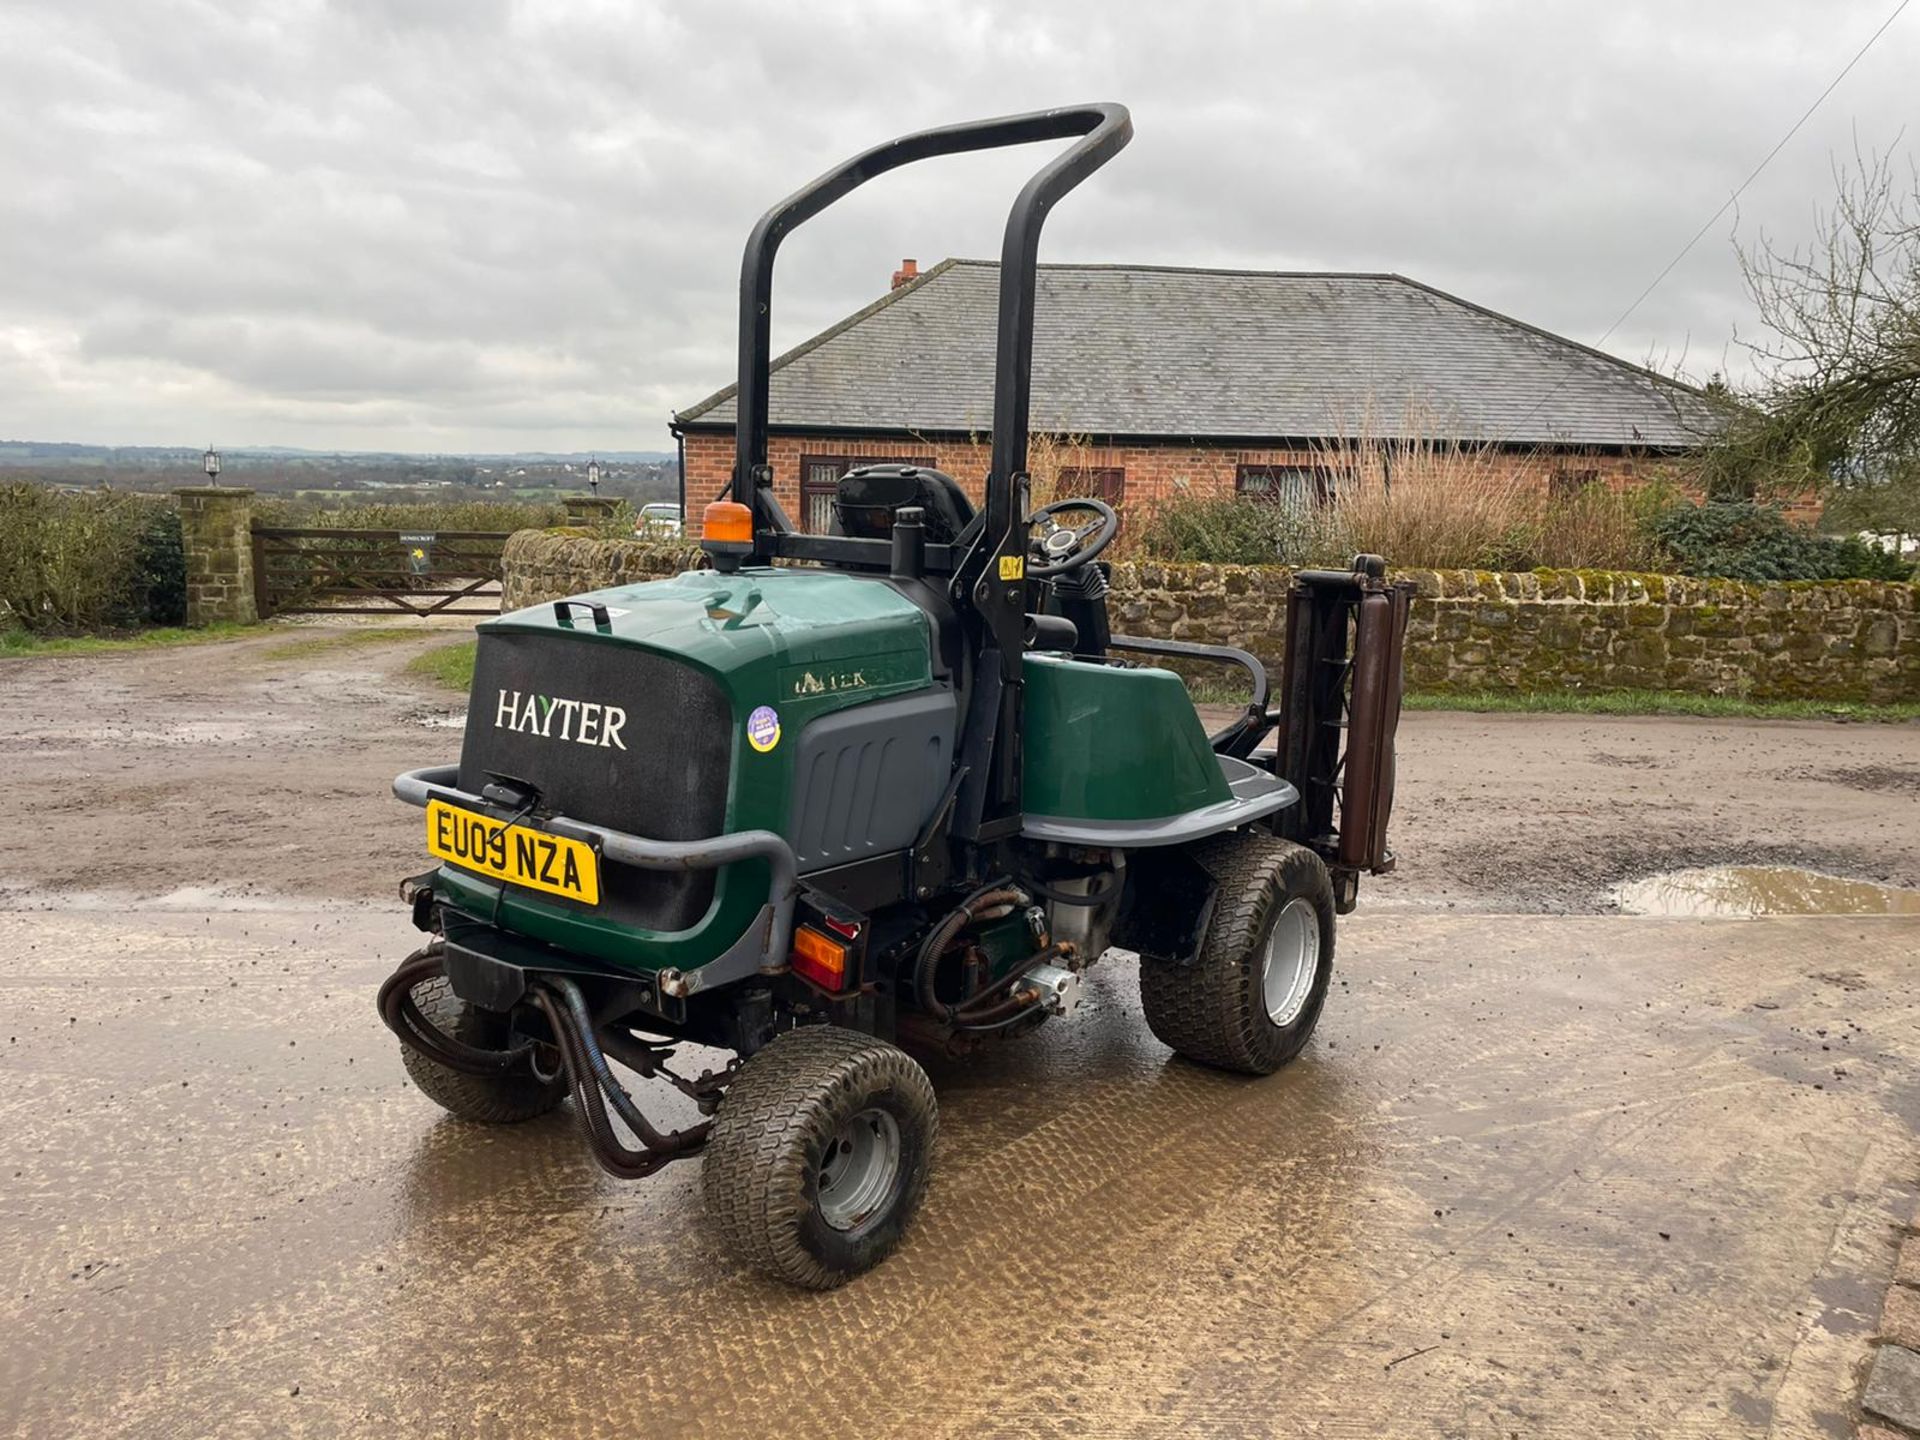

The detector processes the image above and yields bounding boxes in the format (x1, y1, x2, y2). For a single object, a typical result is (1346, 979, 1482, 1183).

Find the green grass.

(1404, 688, 1920, 722)
(0, 621, 260, 657)
(408, 639, 476, 691)
(1185, 677, 1256, 706)
(256, 626, 423, 661)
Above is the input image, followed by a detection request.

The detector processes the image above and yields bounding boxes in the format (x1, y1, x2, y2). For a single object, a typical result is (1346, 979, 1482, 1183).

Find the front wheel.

(1139, 833, 1336, 1075)
(702, 1026, 937, 1289)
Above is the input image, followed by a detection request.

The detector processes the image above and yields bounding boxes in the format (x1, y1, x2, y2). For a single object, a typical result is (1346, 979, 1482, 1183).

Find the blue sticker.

(746, 704, 781, 753)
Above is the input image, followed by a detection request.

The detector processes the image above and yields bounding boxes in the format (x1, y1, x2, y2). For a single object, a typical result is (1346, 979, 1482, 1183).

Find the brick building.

(670, 259, 1720, 534)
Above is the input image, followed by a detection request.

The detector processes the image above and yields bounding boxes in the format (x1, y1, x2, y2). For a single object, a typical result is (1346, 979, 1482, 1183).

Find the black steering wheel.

(1025, 497, 1119, 578)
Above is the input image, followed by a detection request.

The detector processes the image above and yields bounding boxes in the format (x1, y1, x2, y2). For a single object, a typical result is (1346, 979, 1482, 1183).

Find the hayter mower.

(379, 103, 1412, 1288)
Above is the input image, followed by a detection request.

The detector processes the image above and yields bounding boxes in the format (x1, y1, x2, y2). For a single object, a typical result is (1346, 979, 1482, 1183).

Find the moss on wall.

(502, 534, 1920, 704)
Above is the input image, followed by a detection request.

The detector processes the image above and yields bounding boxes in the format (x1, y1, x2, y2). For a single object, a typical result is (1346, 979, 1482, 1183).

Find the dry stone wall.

(501, 531, 1920, 703)
(501, 530, 703, 610)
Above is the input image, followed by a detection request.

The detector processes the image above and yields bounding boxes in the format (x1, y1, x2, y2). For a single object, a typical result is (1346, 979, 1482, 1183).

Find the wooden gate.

(250, 526, 514, 617)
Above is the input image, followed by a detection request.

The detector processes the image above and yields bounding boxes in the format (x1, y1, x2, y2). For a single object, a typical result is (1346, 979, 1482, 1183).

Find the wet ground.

(4, 628, 1920, 1437)
(7, 901, 1918, 1437)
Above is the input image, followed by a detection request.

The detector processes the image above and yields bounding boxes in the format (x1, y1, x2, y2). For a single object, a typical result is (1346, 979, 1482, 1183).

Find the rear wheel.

(397, 964, 566, 1125)
(702, 1026, 937, 1289)
(1138, 832, 1335, 1075)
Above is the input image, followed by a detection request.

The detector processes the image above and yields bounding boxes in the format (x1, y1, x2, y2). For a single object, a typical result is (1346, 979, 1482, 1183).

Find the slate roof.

(676, 259, 1720, 449)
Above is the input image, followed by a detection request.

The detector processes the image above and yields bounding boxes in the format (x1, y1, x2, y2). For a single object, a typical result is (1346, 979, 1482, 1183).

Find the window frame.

(1235, 463, 1345, 507)
(797, 452, 937, 534)
(1054, 465, 1126, 507)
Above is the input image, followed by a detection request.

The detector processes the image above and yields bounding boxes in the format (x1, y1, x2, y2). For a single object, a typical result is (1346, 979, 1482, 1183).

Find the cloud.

(0, 0, 1914, 449)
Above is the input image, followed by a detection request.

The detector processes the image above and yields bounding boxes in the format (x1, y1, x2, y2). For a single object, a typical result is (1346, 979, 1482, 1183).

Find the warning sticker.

(998, 554, 1025, 581)
(746, 705, 781, 753)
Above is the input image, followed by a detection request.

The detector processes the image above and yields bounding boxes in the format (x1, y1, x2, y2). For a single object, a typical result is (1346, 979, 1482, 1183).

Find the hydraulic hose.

(545, 978, 708, 1154)
(913, 880, 1026, 1020)
(377, 947, 533, 1077)
(377, 946, 713, 1182)
(949, 940, 1071, 1023)
(955, 1005, 1052, 1035)
(952, 992, 1040, 1031)
(561, 981, 700, 1150)
(528, 983, 711, 1181)
(529, 988, 673, 1180)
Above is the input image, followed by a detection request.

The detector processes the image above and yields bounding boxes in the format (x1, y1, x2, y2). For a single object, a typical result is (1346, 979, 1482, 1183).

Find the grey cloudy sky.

(2, 0, 1914, 453)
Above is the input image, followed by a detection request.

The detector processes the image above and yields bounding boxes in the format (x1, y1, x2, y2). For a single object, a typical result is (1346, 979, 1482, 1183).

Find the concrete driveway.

(5, 898, 1915, 1438)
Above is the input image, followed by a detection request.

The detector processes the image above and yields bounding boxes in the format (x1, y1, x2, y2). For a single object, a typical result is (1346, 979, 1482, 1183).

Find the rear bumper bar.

(392, 765, 799, 986)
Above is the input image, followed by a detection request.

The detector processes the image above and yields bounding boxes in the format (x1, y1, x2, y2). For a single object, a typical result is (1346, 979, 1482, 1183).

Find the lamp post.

(203, 445, 221, 486)
(586, 456, 601, 500)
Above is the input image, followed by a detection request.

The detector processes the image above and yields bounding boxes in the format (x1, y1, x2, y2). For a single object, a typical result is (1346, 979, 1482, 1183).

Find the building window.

(1055, 466, 1125, 507)
(1236, 464, 1341, 511)
(1550, 468, 1601, 500)
(798, 454, 936, 533)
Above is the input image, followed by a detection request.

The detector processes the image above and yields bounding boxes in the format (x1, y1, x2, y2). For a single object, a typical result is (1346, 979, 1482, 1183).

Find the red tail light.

(790, 925, 849, 992)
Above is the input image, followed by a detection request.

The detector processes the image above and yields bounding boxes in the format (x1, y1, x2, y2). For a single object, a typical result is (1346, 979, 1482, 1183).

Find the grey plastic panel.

(789, 688, 957, 872)
(1021, 755, 1298, 847)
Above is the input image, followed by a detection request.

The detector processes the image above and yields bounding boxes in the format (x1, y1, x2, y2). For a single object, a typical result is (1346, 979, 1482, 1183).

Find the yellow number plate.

(425, 800, 600, 904)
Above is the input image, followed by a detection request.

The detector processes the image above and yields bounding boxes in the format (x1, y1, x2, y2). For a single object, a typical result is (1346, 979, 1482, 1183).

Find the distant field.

(0, 447, 680, 511)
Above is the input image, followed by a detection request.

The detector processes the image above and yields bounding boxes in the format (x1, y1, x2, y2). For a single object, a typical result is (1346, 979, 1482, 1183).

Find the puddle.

(1615, 865, 1920, 918)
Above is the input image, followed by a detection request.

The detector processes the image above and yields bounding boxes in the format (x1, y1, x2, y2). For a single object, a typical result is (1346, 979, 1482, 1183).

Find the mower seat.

(832, 464, 976, 544)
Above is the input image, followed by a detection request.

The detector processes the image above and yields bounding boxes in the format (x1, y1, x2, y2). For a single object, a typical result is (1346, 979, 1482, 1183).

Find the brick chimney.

(890, 258, 919, 290)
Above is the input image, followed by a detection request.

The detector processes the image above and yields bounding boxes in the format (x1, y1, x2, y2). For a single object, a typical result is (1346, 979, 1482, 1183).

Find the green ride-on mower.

(378, 103, 1412, 1288)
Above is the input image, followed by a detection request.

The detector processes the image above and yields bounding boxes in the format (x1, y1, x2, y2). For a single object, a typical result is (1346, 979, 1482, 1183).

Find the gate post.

(563, 496, 619, 527)
(251, 527, 271, 619)
(174, 487, 258, 626)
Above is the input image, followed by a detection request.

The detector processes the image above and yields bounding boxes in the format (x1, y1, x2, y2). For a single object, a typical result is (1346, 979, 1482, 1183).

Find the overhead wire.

(1499, 0, 1912, 439)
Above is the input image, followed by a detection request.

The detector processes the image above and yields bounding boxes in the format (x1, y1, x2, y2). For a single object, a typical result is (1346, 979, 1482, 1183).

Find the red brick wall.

(680, 429, 1695, 538)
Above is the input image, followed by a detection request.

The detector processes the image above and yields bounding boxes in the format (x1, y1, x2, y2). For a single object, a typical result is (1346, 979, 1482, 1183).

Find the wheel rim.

(816, 1108, 902, 1232)
(1261, 897, 1320, 1027)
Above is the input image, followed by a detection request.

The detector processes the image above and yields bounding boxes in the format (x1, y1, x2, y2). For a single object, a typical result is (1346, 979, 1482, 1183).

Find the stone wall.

(1113, 562, 1918, 704)
(174, 487, 257, 626)
(502, 530, 702, 612)
(501, 531, 1920, 703)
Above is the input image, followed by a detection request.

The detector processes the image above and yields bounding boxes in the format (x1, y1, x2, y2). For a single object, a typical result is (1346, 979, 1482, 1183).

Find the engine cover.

(458, 630, 732, 931)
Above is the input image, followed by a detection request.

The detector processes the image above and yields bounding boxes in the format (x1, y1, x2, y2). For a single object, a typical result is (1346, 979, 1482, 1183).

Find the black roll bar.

(728, 103, 1133, 563)
(722, 102, 1132, 838)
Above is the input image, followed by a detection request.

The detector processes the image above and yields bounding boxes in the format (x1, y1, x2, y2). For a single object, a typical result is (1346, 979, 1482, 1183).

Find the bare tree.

(1707, 148, 1920, 540)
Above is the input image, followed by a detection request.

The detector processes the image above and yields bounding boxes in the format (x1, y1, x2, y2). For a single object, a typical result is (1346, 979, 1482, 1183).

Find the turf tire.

(1138, 831, 1335, 1075)
(702, 1026, 937, 1289)
(398, 967, 567, 1124)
